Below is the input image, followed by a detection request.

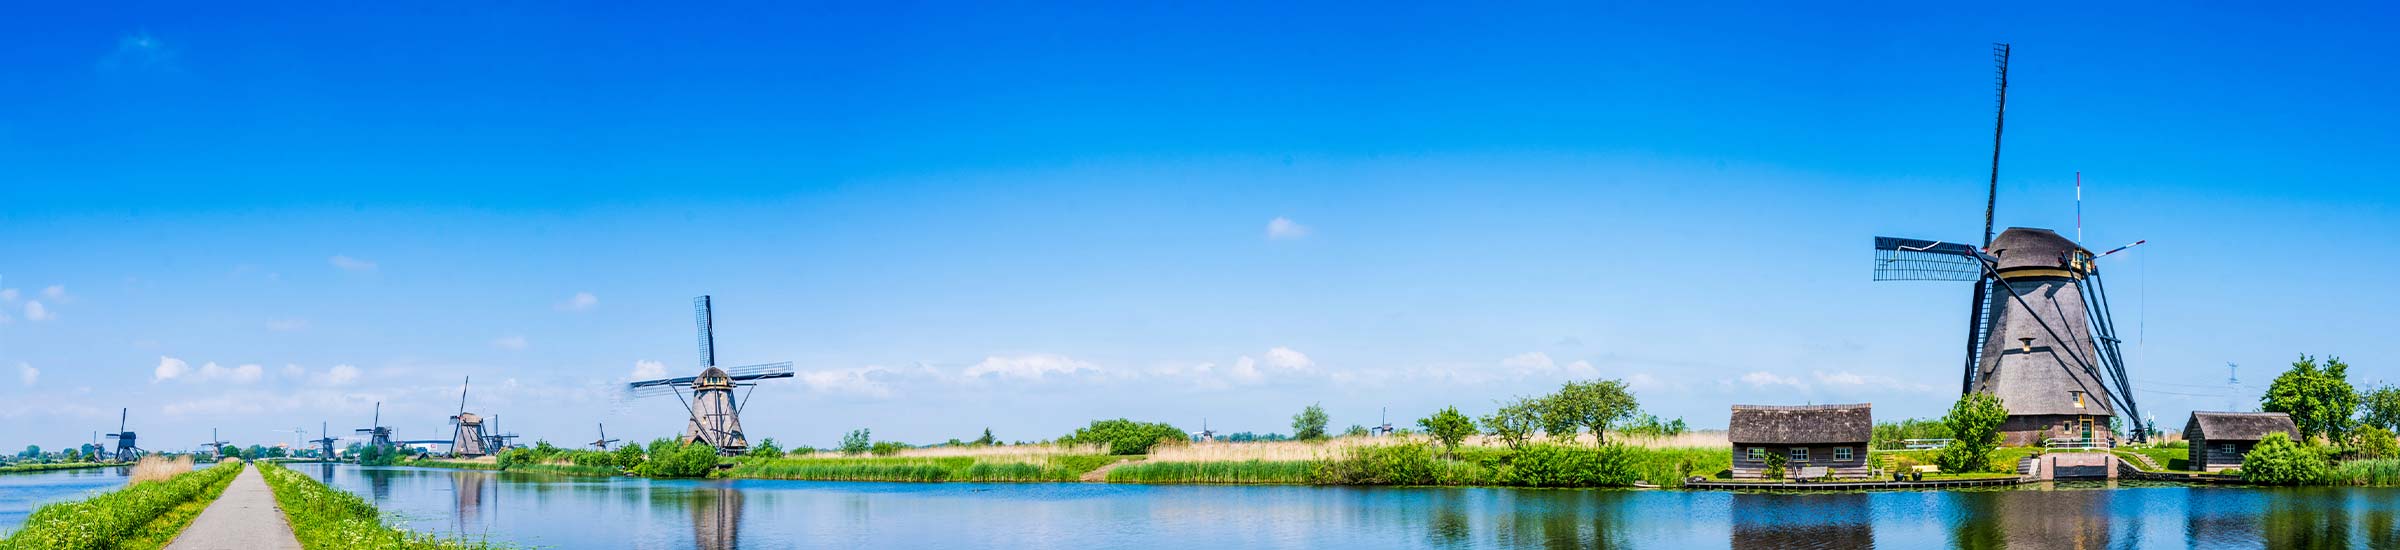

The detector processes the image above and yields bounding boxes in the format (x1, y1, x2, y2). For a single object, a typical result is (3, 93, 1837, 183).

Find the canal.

(0, 466, 131, 533)
(282, 464, 2400, 549)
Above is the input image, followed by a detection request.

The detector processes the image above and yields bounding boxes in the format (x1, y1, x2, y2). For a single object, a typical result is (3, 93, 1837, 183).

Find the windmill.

(312, 421, 338, 459)
(355, 402, 395, 448)
(201, 428, 230, 460)
(1372, 407, 1396, 437)
(450, 377, 491, 458)
(103, 408, 143, 462)
(1871, 43, 2144, 444)
(1197, 419, 1216, 442)
(627, 296, 794, 456)
(481, 414, 519, 453)
(591, 423, 621, 451)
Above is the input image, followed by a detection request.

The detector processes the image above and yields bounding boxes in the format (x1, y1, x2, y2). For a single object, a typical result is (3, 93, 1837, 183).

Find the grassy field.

(725, 454, 1133, 482)
(257, 462, 510, 549)
(0, 459, 242, 550)
(0, 462, 113, 474)
(2114, 447, 2196, 472)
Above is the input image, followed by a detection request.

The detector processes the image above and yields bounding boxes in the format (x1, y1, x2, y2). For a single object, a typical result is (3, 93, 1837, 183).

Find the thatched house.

(2183, 412, 2300, 472)
(1729, 404, 1872, 479)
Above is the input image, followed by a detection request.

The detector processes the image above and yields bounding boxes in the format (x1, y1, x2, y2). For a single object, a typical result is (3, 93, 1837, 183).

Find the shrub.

(840, 429, 873, 455)
(1502, 444, 1635, 487)
(634, 439, 720, 478)
(2352, 425, 2398, 460)
(749, 438, 787, 459)
(1314, 443, 1444, 485)
(1938, 392, 2007, 473)
(611, 444, 645, 467)
(1764, 450, 1788, 480)
(869, 442, 907, 457)
(2242, 432, 2330, 485)
(1059, 419, 1186, 455)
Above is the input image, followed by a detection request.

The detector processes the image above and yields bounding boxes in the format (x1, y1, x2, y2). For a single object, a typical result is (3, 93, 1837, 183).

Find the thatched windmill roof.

(2185, 412, 2299, 442)
(1728, 404, 1872, 445)
(1987, 227, 2089, 276)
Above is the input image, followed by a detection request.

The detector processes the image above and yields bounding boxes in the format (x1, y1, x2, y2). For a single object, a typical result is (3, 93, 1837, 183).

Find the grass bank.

(1106, 460, 1317, 484)
(726, 454, 1132, 482)
(503, 463, 622, 477)
(0, 460, 241, 550)
(1109, 442, 1729, 488)
(401, 458, 502, 471)
(0, 462, 112, 475)
(256, 462, 509, 549)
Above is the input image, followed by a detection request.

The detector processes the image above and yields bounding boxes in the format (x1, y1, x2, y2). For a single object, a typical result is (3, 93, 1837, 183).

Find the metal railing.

(2044, 437, 2108, 450)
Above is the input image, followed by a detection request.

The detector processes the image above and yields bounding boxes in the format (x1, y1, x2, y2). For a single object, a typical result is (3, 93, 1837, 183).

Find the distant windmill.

(1197, 419, 1216, 443)
(627, 296, 795, 456)
(591, 423, 621, 451)
(1373, 407, 1396, 437)
(355, 402, 395, 448)
(201, 428, 230, 460)
(481, 414, 519, 453)
(449, 377, 491, 458)
(104, 408, 143, 462)
(311, 421, 338, 460)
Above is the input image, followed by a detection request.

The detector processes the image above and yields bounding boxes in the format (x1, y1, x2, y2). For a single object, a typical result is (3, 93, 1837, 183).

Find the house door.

(2079, 418, 2093, 440)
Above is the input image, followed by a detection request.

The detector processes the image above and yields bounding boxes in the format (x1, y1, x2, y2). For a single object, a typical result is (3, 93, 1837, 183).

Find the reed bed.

(1106, 460, 1317, 484)
(2331, 459, 2400, 486)
(1147, 437, 1404, 463)
(0, 460, 241, 550)
(891, 443, 1108, 460)
(725, 454, 1129, 482)
(256, 462, 509, 549)
(129, 455, 195, 484)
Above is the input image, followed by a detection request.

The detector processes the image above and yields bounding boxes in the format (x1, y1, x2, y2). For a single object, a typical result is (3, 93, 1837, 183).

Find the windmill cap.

(1988, 227, 2091, 278)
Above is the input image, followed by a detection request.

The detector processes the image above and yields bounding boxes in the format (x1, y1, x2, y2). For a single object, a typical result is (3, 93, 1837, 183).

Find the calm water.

(0, 466, 131, 533)
(270, 465, 2400, 549)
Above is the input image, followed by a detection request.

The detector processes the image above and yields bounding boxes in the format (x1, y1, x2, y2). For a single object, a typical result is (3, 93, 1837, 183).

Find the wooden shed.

(2183, 412, 2300, 472)
(1729, 404, 1872, 479)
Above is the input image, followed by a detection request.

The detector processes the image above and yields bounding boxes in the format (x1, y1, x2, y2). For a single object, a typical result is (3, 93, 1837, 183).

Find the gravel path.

(164, 464, 302, 550)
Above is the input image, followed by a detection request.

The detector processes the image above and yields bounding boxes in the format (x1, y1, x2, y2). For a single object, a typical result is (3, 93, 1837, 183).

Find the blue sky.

(3, 3, 2396, 451)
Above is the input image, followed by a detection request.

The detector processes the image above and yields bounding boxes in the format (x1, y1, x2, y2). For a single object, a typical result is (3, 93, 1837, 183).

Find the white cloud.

(0, 288, 16, 302)
(1229, 357, 1265, 384)
(99, 32, 177, 73)
(962, 354, 1100, 381)
(797, 367, 894, 398)
(1738, 371, 1806, 390)
(266, 318, 310, 332)
(281, 364, 305, 379)
(318, 365, 361, 386)
(555, 292, 599, 312)
(1264, 346, 1315, 371)
(1502, 352, 1554, 370)
(328, 255, 377, 272)
(630, 360, 668, 380)
(40, 285, 67, 301)
(23, 301, 50, 321)
(1266, 217, 1312, 240)
(154, 356, 190, 381)
(18, 363, 36, 386)
(491, 336, 528, 351)
(196, 362, 265, 383)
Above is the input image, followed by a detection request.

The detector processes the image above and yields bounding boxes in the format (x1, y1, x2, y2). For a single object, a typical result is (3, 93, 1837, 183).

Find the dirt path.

(1080, 458, 1142, 482)
(164, 464, 302, 550)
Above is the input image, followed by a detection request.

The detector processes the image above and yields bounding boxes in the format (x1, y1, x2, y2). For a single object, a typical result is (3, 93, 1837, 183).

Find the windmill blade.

(723, 361, 795, 381)
(694, 295, 716, 368)
(1873, 236, 1988, 281)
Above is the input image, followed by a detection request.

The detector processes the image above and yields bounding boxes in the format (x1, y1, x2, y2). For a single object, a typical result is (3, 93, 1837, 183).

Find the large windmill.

(104, 408, 143, 462)
(355, 402, 395, 448)
(1872, 44, 2144, 445)
(627, 296, 794, 456)
(449, 377, 491, 458)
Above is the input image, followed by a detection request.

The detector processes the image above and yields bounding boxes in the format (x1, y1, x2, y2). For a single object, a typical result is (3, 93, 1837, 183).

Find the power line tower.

(2227, 362, 2240, 412)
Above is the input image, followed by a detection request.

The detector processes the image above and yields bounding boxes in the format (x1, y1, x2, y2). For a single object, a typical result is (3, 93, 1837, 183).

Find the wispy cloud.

(1265, 217, 1312, 240)
(40, 286, 68, 302)
(555, 292, 599, 312)
(961, 354, 1101, 381)
(99, 31, 178, 73)
(1737, 371, 1806, 390)
(0, 288, 17, 302)
(328, 255, 378, 272)
(630, 360, 668, 380)
(491, 336, 528, 351)
(18, 363, 37, 386)
(23, 301, 50, 321)
(266, 318, 310, 332)
(154, 356, 190, 382)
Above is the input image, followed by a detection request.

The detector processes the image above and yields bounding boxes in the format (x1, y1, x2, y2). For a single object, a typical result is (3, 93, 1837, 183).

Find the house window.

(1833, 447, 1852, 461)
(1748, 447, 1766, 461)
(1790, 448, 1809, 462)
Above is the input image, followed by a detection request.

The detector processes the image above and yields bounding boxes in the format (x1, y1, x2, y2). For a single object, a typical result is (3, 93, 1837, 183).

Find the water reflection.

(1731, 493, 1870, 550)
(688, 486, 742, 550)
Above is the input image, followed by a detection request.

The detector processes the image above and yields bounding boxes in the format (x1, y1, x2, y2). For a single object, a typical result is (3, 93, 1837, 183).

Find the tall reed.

(129, 455, 195, 484)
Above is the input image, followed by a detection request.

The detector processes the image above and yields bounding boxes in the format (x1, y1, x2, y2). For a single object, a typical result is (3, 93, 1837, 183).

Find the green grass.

(503, 463, 621, 477)
(256, 462, 509, 549)
(2114, 447, 2196, 472)
(2330, 459, 2400, 486)
(1106, 460, 1318, 484)
(0, 462, 112, 474)
(1619, 447, 1731, 487)
(402, 458, 501, 471)
(0, 461, 242, 550)
(1873, 446, 2044, 475)
(724, 454, 1129, 482)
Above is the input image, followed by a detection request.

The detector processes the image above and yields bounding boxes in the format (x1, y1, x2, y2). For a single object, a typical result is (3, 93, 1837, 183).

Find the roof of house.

(1728, 404, 1872, 445)
(2186, 411, 2300, 441)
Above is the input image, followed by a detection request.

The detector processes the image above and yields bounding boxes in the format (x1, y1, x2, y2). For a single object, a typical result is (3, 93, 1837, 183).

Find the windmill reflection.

(450, 471, 492, 537)
(689, 485, 743, 550)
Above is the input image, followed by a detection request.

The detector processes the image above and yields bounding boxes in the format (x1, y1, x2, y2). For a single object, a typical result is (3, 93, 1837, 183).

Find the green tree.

(611, 442, 645, 467)
(1938, 392, 2008, 473)
(1293, 403, 1330, 441)
(974, 428, 998, 446)
(2262, 355, 2359, 441)
(2240, 432, 2330, 485)
(1343, 424, 1370, 437)
(1417, 406, 1477, 457)
(2353, 425, 2398, 460)
(1480, 397, 1542, 449)
(1058, 419, 1186, 455)
(2360, 385, 2400, 433)
(63, 448, 81, 462)
(748, 438, 786, 459)
(19, 445, 37, 459)
(1546, 379, 1640, 443)
(840, 429, 873, 455)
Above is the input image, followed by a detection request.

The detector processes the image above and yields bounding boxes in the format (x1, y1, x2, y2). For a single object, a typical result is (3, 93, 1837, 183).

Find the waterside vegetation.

(0, 458, 240, 550)
(257, 461, 508, 549)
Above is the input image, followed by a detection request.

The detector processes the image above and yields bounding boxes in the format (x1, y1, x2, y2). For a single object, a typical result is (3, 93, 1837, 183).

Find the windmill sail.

(1873, 237, 1986, 281)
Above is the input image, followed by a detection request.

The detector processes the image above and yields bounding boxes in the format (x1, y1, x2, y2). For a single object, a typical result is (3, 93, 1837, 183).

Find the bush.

(1314, 443, 1446, 485)
(1938, 392, 2007, 473)
(1059, 419, 1187, 455)
(2352, 425, 2397, 460)
(1502, 444, 1635, 487)
(2241, 432, 2331, 486)
(611, 444, 645, 468)
(749, 438, 787, 459)
(869, 442, 907, 457)
(633, 438, 720, 478)
(841, 429, 873, 455)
